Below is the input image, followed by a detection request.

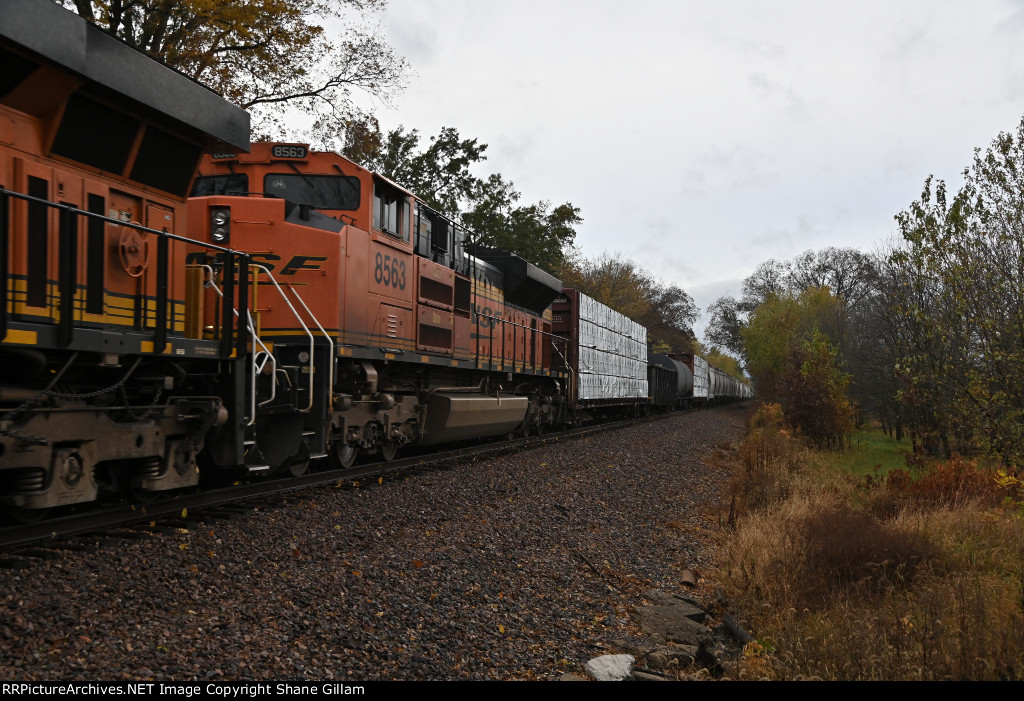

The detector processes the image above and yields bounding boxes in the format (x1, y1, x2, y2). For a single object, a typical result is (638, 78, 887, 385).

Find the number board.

(271, 144, 308, 160)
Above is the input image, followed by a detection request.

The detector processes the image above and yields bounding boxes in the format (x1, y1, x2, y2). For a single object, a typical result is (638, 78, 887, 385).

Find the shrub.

(778, 331, 854, 450)
(887, 455, 1010, 508)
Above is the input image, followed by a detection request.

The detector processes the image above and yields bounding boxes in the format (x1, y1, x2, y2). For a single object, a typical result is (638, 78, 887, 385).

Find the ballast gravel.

(0, 404, 748, 681)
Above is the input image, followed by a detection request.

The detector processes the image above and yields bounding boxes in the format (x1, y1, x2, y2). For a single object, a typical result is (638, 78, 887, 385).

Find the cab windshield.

(263, 173, 360, 211)
(190, 173, 249, 197)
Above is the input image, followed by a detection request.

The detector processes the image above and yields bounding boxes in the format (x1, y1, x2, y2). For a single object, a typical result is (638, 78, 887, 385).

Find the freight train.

(0, 0, 749, 519)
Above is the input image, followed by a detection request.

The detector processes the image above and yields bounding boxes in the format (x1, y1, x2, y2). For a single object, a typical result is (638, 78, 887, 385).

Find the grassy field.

(835, 426, 908, 477)
(712, 404, 1024, 681)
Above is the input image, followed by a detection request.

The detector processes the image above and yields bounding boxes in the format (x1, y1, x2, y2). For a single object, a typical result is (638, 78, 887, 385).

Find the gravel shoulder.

(0, 404, 749, 681)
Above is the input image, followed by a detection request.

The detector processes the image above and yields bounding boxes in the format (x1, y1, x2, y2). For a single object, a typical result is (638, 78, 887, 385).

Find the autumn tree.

(741, 287, 844, 401)
(561, 253, 697, 351)
(741, 289, 852, 446)
(706, 248, 877, 404)
(778, 331, 854, 449)
(59, 0, 408, 143)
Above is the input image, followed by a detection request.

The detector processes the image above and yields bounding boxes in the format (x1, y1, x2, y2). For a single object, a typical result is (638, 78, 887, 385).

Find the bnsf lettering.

(373, 252, 406, 290)
(250, 253, 282, 271)
(185, 252, 325, 275)
(279, 255, 327, 275)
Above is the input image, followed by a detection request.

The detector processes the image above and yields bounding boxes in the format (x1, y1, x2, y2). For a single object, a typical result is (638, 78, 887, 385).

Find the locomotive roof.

(0, 0, 250, 151)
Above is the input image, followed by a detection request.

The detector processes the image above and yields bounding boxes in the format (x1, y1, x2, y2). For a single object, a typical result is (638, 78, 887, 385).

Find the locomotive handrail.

(473, 309, 571, 371)
(284, 286, 334, 412)
(0, 191, 7, 340)
(550, 338, 577, 401)
(249, 263, 317, 413)
(197, 264, 277, 424)
(0, 186, 253, 360)
(0, 187, 249, 256)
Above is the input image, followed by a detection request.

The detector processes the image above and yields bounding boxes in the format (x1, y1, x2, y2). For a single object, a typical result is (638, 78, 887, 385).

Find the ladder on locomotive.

(199, 263, 333, 471)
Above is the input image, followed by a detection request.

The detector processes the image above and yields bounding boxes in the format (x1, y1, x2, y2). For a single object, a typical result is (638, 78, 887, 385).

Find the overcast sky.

(364, 0, 1024, 341)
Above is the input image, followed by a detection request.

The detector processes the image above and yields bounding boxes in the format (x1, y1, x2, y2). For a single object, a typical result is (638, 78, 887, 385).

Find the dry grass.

(716, 403, 1024, 680)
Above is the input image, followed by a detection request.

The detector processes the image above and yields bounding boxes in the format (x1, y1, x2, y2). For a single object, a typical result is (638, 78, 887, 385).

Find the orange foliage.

(886, 455, 1010, 507)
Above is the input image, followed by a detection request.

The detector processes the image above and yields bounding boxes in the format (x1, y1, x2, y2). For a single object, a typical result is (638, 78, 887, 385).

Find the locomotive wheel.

(286, 458, 310, 477)
(257, 413, 303, 476)
(380, 440, 399, 462)
(508, 421, 529, 440)
(333, 443, 358, 469)
(284, 441, 311, 477)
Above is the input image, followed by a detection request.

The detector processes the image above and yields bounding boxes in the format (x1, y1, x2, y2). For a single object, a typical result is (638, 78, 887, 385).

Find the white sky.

(361, 0, 1024, 340)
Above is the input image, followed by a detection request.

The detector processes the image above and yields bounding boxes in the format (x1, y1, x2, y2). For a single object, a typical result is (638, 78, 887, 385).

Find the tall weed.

(717, 403, 1024, 680)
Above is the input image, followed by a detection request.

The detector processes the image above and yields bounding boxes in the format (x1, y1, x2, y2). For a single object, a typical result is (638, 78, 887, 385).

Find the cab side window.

(373, 180, 410, 241)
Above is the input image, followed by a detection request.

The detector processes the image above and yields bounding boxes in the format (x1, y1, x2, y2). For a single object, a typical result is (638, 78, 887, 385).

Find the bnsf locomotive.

(0, 0, 252, 516)
(189, 142, 572, 474)
(0, 0, 749, 519)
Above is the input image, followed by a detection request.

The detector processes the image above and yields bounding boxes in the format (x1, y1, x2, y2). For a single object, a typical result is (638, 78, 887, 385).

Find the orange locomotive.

(190, 144, 567, 470)
(0, 0, 252, 514)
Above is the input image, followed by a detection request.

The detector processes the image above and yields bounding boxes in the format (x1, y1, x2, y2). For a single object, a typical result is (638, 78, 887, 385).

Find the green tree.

(350, 124, 582, 274)
(463, 175, 581, 275)
(705, 295, 744, 357)
(887, 116, 1024, 464)
(59, 0, 408, 142)
(350, 125, 487, 215)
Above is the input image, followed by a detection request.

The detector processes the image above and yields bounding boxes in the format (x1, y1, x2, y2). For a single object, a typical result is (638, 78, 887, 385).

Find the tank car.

(648, 359, 677, 411)
(648, 353, 694, 409)
(0, 0, 251, 516)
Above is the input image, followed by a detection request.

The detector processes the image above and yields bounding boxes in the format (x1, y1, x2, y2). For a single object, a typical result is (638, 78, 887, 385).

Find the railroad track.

(0, 413, 669, 551)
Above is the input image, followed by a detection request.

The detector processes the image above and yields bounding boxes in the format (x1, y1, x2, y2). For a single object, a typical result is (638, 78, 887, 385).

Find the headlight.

(210, 207, 230, 243)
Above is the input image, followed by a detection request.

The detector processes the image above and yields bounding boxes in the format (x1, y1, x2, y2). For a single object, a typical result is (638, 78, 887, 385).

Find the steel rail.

(0, 412, 676, 550)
